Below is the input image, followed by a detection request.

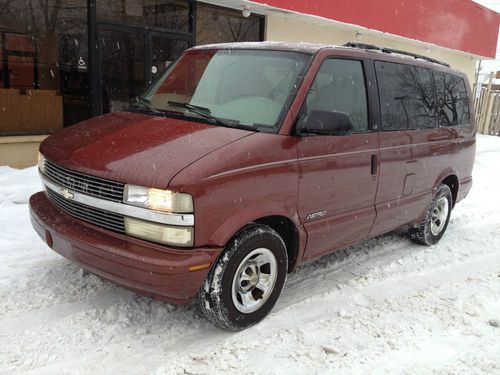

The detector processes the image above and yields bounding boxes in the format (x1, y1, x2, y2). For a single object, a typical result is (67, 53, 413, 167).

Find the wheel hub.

(239, 263, 260, 291)
(231, 248, 278, 314)
(430, 196, 449, 236)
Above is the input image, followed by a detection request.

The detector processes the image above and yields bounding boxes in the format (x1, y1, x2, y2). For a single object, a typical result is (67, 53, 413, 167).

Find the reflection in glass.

(376, 61, 470, 130)
(0, 0, 88, 132)
(151, 36, 189, 79)
(99, 29, 145, 113)
(376, 62, 436, 130)
(434, 71, 470, 127)
(196, 4, 261, 45)
(97, 0, 190, 32)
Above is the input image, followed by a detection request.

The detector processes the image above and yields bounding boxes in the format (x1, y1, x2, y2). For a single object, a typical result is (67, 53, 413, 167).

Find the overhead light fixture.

(242, 6, 251, 18)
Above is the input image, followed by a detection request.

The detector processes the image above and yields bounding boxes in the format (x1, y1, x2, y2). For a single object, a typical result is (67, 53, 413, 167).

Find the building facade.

(0, 0, 499, 167)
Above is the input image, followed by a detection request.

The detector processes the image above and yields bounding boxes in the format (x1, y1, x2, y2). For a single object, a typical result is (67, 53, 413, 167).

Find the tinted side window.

(375, 61, 436, 130)
(434, 72, 470, 127)
(304, 59, 368, 132)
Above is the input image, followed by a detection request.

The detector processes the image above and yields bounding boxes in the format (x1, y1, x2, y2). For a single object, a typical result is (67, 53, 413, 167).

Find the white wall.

(265, 13, 477, 85)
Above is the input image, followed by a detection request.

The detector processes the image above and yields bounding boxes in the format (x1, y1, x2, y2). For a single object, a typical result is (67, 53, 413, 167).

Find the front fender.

(208, 202, 298, 245)
(168, 132, 302, 249)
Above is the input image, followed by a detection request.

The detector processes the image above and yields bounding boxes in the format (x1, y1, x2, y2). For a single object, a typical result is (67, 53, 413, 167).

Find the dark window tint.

(304, 59, 368, 132)
(434, 72, 470, 127)
(375, 62, 436, 130)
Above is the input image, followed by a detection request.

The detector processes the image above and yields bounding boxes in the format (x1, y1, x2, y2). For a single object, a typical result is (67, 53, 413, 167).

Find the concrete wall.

(265, 13, 477, 85)
(0, 136, 46, 168)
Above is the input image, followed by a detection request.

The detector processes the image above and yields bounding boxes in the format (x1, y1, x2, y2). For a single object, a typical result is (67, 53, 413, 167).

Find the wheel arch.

(436, 173, 460, 207)
(252, 215, 301, 273)
(433, 168, 459, 207)
(441, 174, 459, 207)
(216, 213, 306, 274)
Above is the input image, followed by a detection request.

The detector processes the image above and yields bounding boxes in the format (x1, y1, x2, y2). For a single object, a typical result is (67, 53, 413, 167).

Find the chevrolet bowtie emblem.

(61, 188, 74, 200)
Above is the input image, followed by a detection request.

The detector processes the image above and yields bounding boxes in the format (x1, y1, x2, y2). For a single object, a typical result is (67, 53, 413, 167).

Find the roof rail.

(343, 42, 450, 67)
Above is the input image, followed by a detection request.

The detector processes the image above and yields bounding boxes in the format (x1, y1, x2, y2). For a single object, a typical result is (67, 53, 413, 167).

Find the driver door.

(296, 58, 379, 260)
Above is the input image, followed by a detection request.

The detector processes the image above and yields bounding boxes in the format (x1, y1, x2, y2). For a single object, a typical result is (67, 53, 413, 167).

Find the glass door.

(98, 25, 146, 113)
(97, 23, 190, 114)
(149, 33, 189, 83)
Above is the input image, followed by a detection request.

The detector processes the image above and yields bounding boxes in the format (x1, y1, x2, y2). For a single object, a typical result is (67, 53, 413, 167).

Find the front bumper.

(29, 192, 222, 304)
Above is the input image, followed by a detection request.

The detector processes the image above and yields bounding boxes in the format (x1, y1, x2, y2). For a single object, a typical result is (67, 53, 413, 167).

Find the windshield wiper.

(130, 96, 165, 116)
(167, 101, 259, 132)
(168, 101, 211, 114)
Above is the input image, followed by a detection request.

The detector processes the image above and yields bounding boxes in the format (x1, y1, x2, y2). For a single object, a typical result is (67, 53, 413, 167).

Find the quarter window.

(304, 59, 369, 132)
(434, 72, 470, 127)
(375, 61, 436, 130)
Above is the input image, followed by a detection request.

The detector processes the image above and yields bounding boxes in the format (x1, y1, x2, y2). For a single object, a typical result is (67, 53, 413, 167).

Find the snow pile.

(0, 166, 42, 204)
(0, 135, 499, 374)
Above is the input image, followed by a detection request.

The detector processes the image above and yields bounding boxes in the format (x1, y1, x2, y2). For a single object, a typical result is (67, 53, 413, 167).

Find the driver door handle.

(371, 154, 378, 176)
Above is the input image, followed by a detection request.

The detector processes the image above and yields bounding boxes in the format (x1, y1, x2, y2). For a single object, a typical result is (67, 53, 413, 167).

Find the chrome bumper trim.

(40, 173, 194, 227)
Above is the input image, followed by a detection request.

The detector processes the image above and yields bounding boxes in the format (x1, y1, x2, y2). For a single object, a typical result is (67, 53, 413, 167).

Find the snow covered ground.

(1, 134, 499, 374)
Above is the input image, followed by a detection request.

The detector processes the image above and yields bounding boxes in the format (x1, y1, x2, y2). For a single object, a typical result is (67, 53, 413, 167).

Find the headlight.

(38, 152, 46, 173)
(123, 184, 193, 213)
(124, 217, 193, 247)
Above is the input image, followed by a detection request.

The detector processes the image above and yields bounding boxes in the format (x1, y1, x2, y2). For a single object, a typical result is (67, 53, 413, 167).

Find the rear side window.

(375, 61, 436, 130)
(304, 59, 369, 132)
(434, 72, 470, 127)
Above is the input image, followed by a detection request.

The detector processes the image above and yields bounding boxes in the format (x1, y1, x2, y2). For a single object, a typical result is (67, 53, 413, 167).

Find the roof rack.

(343, 42, 450, 67)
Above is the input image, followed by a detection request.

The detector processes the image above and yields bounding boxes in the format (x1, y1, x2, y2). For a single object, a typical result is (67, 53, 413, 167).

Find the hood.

(40, 112, 252, 188)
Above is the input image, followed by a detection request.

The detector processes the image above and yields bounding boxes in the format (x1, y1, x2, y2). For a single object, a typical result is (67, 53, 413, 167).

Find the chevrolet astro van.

(30, 42, 475, 330)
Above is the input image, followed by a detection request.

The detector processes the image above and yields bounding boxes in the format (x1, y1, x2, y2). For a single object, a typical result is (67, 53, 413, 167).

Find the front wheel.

(409, 184, 453, 245)
(198, 224, 288, 330)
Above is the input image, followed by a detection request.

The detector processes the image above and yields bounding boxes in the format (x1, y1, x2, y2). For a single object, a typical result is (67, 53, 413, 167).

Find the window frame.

(373, 59, 472, 132)
(374, 60, 441, 132)
(296, 56, 375, 135)
(433, 70, 471, 128)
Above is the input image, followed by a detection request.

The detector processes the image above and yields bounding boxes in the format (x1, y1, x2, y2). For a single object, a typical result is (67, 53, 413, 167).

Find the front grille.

(47, 188, 125, 233)
(44, 160, 125, 202)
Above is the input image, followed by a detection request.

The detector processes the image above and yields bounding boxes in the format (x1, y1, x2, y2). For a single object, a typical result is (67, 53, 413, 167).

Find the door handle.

(371, 154, 378, 175)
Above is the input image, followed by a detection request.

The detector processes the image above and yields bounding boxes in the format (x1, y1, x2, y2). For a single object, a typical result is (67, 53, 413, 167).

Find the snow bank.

(0, 135, 499, 374)
(0, 166, 42, 204)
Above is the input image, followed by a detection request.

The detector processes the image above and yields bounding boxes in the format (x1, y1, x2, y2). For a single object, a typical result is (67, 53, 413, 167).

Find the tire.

(409, 184, 453, 246)
(197, 224, 288, 330)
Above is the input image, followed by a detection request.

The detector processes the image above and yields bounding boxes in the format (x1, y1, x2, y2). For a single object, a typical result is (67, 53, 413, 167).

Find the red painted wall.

(255, 0, 500, 58)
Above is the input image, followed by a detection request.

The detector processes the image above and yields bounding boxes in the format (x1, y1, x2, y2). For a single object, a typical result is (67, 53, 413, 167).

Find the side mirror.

(297, 110, 353, 136)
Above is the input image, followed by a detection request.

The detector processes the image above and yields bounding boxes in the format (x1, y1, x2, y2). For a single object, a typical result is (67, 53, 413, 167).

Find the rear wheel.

(198, 224, 288, 330)
(409, 184, 452, 245)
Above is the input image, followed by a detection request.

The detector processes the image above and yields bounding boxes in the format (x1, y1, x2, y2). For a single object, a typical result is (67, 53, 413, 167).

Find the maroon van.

(30, 42, 475, 330)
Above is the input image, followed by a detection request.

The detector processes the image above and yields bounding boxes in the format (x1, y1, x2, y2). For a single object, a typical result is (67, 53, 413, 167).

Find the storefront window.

(0, 0, 88, 134)
(196, 4, 262, 45)
(97, 0, 190, 32)
(1, 33, 37, 89)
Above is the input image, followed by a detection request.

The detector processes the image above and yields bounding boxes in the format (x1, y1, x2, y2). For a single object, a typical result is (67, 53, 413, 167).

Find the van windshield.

(138, 49, 311, 132)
